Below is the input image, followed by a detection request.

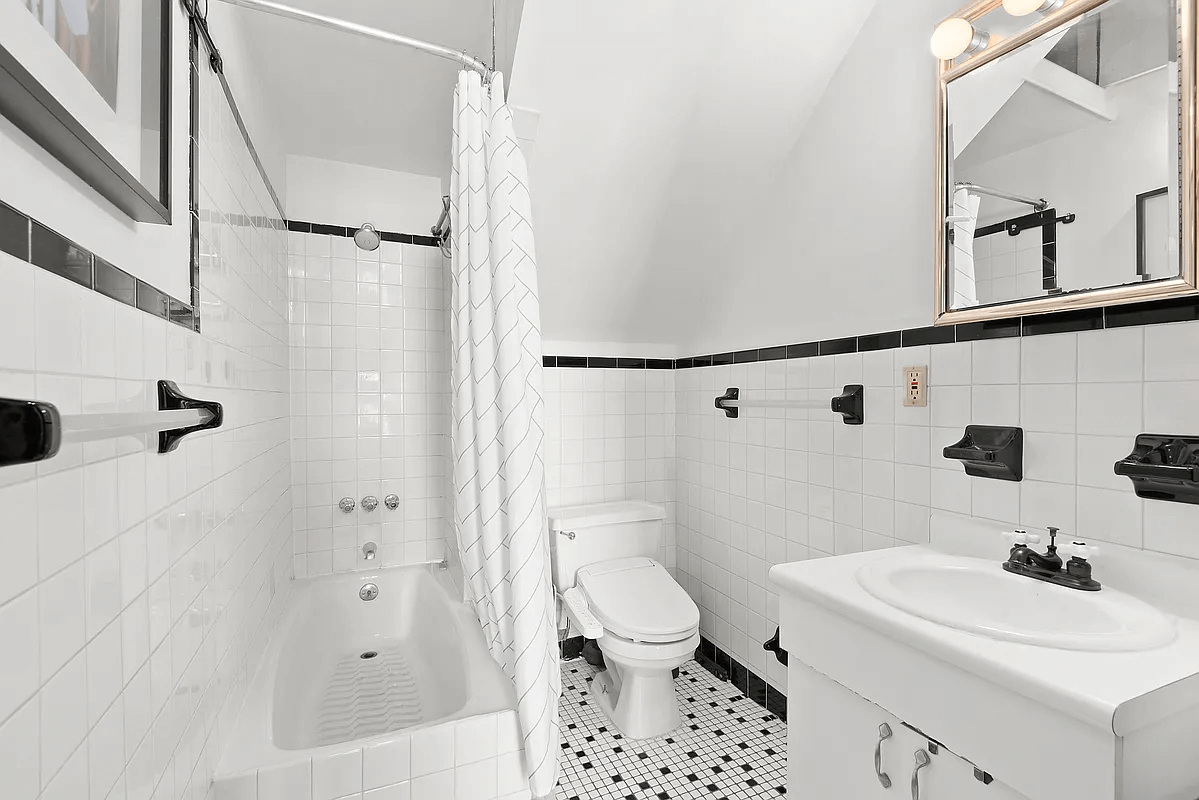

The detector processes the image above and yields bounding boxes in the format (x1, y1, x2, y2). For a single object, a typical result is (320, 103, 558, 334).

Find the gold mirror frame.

(934, 0, 1198, 325)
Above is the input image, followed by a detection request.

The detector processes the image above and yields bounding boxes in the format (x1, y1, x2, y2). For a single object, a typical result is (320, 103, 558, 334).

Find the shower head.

(353, 223, 380, 251)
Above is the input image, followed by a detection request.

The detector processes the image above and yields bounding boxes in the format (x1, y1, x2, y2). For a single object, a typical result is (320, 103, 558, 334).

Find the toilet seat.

(577, 558, 700, 643)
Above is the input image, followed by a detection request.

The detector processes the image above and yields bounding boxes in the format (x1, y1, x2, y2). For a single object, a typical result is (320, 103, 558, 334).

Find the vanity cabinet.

(791, 662, 1029, 800)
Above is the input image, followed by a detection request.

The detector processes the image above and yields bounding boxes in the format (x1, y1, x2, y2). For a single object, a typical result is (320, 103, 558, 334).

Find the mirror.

(934, 0, 1197, 324)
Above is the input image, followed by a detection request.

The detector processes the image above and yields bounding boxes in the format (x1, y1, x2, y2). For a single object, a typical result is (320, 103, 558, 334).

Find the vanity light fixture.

(1002, 0, 1066, 16)
(930, 17, 990, 60)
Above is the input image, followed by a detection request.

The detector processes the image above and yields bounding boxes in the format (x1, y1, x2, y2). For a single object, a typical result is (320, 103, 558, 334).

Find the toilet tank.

(547, 501, 666, 589)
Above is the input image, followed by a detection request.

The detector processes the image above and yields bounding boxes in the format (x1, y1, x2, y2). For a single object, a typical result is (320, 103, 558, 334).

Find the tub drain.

(360, 651, 378, 659)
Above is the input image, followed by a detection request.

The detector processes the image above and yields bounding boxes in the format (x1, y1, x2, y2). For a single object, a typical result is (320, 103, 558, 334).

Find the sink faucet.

(1002, 527, 1101, 591)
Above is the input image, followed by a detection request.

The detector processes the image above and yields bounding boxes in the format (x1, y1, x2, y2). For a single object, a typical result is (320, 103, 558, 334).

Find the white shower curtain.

(951, 188, 981, 308)
(449, 70, 560, 799)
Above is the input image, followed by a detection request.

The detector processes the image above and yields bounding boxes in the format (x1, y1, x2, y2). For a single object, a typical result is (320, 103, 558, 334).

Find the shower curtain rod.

(211, 0, 492, 76)
(955, 182, 1049, 212)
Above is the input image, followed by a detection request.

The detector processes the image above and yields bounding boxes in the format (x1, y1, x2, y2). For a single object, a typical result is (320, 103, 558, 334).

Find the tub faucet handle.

(363, 542, 377, 560)
(339, 497, 355, 514)
(362, 495, 379, 512)
(384, 493, 400, 510)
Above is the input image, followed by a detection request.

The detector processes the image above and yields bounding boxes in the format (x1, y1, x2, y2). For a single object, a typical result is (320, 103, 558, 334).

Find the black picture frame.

(0, 0, 172, 224)
(1136, 186, 1170, 280)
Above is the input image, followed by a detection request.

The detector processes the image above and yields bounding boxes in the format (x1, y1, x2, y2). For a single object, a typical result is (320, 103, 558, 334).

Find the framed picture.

(0, 0, 171, 223)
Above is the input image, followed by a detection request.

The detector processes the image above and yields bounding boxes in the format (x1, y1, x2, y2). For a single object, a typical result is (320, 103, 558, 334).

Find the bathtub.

(212, 564, 531, 800)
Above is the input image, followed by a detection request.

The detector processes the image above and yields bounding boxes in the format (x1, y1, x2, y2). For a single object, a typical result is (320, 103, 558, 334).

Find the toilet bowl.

(576, 557, 700, 739)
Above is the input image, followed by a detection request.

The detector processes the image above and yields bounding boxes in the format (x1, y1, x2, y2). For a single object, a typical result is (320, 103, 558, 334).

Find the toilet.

(549, 501, 700, 739)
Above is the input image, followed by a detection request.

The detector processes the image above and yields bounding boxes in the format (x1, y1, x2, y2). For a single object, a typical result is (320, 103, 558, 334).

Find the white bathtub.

(213, 564, 531, 800)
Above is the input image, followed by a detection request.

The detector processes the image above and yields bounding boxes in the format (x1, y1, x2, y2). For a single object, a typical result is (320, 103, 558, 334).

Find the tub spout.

(363, 542, 377, 561)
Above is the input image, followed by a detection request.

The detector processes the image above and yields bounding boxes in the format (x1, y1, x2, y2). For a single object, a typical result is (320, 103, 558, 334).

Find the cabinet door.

(900, 738, 1031, 800)
(788, 663, 903, 800)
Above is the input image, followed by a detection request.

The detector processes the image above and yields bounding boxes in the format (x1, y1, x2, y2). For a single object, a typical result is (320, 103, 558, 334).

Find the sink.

(855, 553, 1177, 651)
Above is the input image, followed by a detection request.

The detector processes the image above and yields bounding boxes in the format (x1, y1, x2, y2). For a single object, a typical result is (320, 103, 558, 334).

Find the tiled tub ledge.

(209, 709, 530, 800)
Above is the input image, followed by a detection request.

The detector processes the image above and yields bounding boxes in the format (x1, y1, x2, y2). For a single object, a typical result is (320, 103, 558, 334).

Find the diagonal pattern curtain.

(450, 70, 560, 799)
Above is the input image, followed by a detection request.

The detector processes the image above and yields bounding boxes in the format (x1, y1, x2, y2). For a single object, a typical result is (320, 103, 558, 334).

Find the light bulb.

(1002, 0, 1065, 16)
(930, 18, 988, 60)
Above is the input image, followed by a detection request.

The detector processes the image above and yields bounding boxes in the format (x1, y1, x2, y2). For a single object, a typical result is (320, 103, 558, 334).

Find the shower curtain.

(449, 70, 560, 799)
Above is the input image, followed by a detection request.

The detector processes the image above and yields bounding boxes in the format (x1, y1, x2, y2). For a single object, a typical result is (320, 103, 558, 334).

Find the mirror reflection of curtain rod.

(955, 182, 1049, 212)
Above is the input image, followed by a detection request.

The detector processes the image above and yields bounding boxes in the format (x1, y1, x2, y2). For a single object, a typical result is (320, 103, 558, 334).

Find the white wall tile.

(1020, 334, 1076, 384)
(314, 750, 362, 800)
(1078, 327, 1142, 383)
(364, 737, 411, 790)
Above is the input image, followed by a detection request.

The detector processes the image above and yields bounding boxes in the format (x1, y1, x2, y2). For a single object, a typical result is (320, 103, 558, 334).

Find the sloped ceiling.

(214, 0, 524, 180)
(508, 0, 877, 352)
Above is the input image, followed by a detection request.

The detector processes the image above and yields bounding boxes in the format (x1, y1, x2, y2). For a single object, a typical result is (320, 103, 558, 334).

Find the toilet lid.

(577, 558, 700, 643)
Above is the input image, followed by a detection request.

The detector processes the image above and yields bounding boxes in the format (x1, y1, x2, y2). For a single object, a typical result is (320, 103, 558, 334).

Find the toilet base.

(589, 630, 698, 739)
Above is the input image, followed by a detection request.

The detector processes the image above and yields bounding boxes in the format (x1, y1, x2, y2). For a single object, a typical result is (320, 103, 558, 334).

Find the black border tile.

(0, 201, 29, 260)
(542, 356, 556, 368)
(647, 358, 674, 370)
(556, 356, 587, 368)
(1021, 307, 1103, 336)
(617, 358, 646, 369)
(759, 346, 788, 361)
(310, 223, 349, 237)
(901, 326, 956, 347)
(94, 257, 137, 306)
(31, 222, 91, 288)
(711, 353, 735, 366)
(857, 331, 901, 352)
(954, 319, 1022, 342)
(733, 349, 758, 364)
(1105, 296, 1199, 328)
(286, 220, 311, 233)
(819, 336, 857, 355)
(588, 357, 619, 368)
(136, 281, 169, 319)
(786, 342, 819, 359)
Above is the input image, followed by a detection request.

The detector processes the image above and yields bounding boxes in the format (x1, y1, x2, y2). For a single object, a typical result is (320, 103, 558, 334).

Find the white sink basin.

(855, 553, 1177, 651)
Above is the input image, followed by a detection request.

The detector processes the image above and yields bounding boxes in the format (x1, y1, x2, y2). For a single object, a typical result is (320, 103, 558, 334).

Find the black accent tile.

(728, 660, 749, 696)
(674, 358, 694, 369)
(0, 201, 29, 260)
(747, 673, 767, 708)
(542, 356, 557, 368)
(378, 231, 412, 244)
(714, 648, 731, 676)
(786, 342, 819, 359)
(647, 358, 675, 370)
(857, 331, 901, 351)
(1105, 296, 1199, 328)
(412, 234, 441, 247)
(759, 346, 788, 362)
(136, 281, 169, 319)
(733, 349, 758, 364)
(765, 686, 788, 722)
(93, 258, 137, 306)
(588, 357, 619, 368)
(310, 223, 349, 236)
(901, 325, 956, 346)
(691, 356, 713, 368)
(285, 220, 311, 233)
(556, 356, 587, 368)
(168, 299, 195, 329)
(1020, 308, 1103, 336)
(699, 639, 716, 661)
(954, 319, 1022, 342)
(711, 353, 734, 366)
(31, 222, 91, 288)
(819, 336, 857, 355)
(618, 358, 647, 369)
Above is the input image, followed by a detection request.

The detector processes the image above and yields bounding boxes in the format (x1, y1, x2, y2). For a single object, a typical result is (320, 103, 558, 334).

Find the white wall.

(285, 155, 445, 233)
(686, 0, 963, 355)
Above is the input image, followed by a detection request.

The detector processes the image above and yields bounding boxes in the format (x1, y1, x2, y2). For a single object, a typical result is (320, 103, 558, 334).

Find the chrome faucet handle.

(361, 495, 379, 512)
(339, 497, 356, 514)
(384, 493, 400, 510)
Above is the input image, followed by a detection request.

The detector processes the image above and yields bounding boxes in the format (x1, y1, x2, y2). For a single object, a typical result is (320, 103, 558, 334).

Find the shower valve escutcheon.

(361, 495, 379, 512)
(384, 494, 399, 510)
(338, 497, 355, 514)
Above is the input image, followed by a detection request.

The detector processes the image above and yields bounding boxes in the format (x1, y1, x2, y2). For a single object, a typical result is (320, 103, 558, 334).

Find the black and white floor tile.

(556, 659, 787, 800)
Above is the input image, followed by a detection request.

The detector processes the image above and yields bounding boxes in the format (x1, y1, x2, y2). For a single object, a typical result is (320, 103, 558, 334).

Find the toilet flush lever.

(560, 530, 576, 540)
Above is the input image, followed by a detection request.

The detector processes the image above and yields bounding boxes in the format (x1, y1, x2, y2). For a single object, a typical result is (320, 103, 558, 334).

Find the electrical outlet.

(904, 365, 928, 407)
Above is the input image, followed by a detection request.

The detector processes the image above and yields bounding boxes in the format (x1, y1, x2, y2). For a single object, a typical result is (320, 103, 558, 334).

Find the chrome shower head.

(353, 223, 380, 251)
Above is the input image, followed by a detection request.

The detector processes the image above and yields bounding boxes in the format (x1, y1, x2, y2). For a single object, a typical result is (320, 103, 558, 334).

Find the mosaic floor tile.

(557, 659, 787, 800)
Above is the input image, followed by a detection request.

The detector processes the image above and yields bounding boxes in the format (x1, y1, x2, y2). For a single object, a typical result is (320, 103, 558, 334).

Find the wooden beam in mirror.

(933, 0, 1198, 325)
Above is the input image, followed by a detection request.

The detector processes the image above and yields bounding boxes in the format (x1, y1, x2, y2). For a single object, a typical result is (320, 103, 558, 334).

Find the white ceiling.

(222, 0, 524, 180)
(508, 0, 877, 351)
